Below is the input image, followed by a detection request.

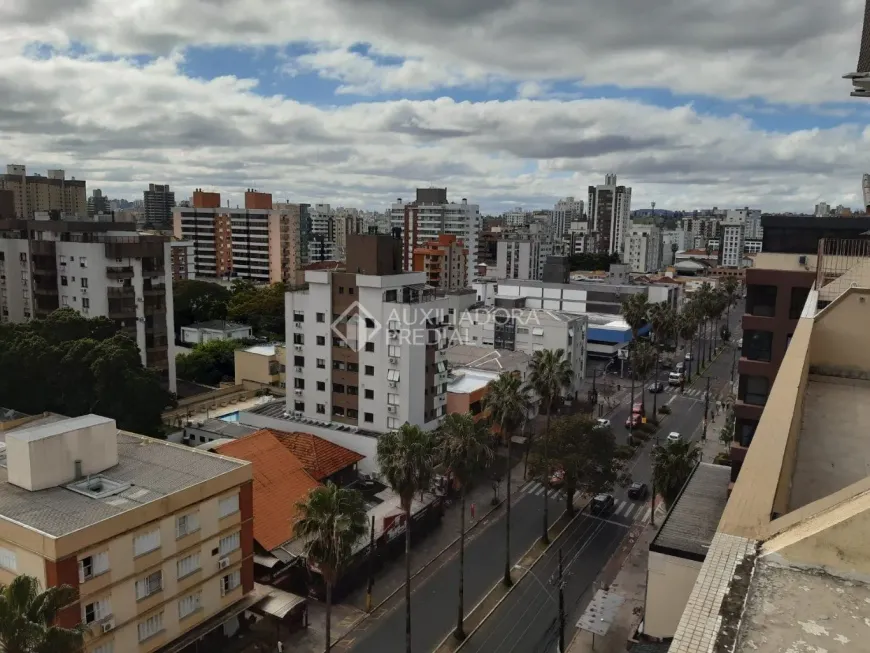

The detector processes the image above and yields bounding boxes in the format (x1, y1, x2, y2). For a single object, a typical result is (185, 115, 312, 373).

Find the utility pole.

(366, 515, 375, 612)
(558, 548, 566, 653)
(652, 351, 660, 419)
(702, 376, 711, 441)
(731, 340, 738, 384)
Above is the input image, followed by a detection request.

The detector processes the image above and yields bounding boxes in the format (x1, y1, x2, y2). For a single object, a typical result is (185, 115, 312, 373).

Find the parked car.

(666, 431, 682, 443)
(627, 482, 648, 500)
(625, 414, 643, 429)
(684, 352, 693, 361)
(648, 381, 664, 393)
(596, 418, 612, 429)
(668, 371, 683, 386)
(591, 493, 615, 515)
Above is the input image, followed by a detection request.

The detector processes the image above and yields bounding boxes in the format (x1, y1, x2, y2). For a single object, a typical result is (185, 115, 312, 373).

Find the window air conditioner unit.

(101, 619, 115, 633)
(80, 288, 87, 295)
(295, 345, 303, 351)
(389, 357, 398, 364)
(295, 322, 302, 328)
(218, 557, 230, 570)
(389, 381, 397, 388)
(388, 406, 396, 413)
(294, 389, 303, 395)
(295, 366, 303, 373)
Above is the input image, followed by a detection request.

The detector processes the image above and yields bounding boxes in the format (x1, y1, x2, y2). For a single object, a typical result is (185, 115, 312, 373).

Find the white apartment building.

(814, 202, 833, 217)
(285, 234, 475, 436)
(625, 223, 663, 273)
(587, 174, 631, 256)
(456, 307, 587, 397)
(495, 237, 554, 280)
(390, 188, 480, 283)
(564, 220, 593, 255)
(0, 216, 177, 391)
(553, 197, 584, 239)
(661, 229, 687, 267)
(502, 207, 527, 227)
(720, 217, 745, 268)
(307, 203, 339, 262)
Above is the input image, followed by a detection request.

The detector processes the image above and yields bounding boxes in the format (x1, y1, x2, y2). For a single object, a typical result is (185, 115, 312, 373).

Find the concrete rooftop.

(790, 376, 870, 512)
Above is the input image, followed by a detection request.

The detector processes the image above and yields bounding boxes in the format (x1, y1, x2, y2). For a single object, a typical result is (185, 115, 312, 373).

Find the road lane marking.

(641, 507, 651, 522)
(623, 504, 635, 518)
(613, 501, 626, 516)
(520, 481, 535, 492)
(534, 485, 545, 496)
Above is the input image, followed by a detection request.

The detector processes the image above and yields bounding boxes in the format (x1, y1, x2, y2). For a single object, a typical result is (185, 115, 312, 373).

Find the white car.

(666, 432, 682, 443)
(596, 418, 611, 429)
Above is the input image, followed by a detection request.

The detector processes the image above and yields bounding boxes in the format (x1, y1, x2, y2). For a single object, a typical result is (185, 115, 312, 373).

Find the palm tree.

(677, 310, 698, 384)
(0, 575, 85, 653)
(295, 484, 367, 653)
(652, 439, 701, 508)
(483, 372, 533, 587)
(694, 283, 715, 364)
(377, 424, 437, 653)
(438, 412, 494, 640)
(620, 294, 651, 441)
(631, 340, 657, 415)
(528, 348, 573, 545)
(721, 276, 740, 323)
(647, 304, 675, 416)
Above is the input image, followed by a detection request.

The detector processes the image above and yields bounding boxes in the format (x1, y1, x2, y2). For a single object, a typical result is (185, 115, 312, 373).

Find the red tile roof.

(216, 432, 321, 551)
(254, 428, 365, 481)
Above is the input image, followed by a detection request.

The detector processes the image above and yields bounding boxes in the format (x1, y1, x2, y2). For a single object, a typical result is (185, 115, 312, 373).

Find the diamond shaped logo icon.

(331, 301, 381, 352)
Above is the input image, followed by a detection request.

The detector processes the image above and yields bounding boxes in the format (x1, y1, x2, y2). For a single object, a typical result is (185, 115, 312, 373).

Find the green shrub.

(658, 405, 672, 415)
(614, 444, 635, 460)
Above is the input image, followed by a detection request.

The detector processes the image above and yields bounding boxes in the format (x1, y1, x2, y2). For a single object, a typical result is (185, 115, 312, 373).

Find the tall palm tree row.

(437, 412, 494, 641)
(631, 340, 657, 414)
(0, 575, 85, 653)
(376, 424, 437, 653)
(295, 484, 368, 653)
(720, 276, 740, 323)
(620, 293, 651, 437)
(482, 371, 533, 587)
(677, 309, 698, 383)
(647, 303, 676, 416)
(528, 348, 573, 545)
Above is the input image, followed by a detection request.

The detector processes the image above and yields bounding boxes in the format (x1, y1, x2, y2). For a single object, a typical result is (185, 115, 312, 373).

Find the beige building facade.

(0, 165, 87, 219)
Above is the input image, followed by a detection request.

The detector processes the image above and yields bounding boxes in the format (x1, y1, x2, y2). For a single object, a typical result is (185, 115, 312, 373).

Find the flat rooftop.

(445, 345, 531, 374)
(0, 431, 247, 537)
(185, 418, 259, 439)
(243, 344, 277, 357)
(789, 375, 870, 512)
(734, 560, 870, 653)
(650, 463, 731, 560)
(184, 320, 249, 332)
(447, 368, 499, 394)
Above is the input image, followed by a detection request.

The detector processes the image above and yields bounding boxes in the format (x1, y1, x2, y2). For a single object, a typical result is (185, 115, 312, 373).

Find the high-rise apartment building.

(0, 165, 87, 219)
(390, 188, 480, 282)
(0, 215, 177, 391)
(286, 234, 474, 434)
(412, 234, 469, 291)
(495, 236, 554, 280)
(587, 174, 631, 256)
(173, 191, 302, 284)
(143, 184, 176, 229)
(720, 217, 746, 268)
(625, 223, 663, 273)
(502, 207, 527, 227)
(814, 201, 833, 217)
(87, 189, 110, 218)
(333, 211, 363, 262)
(307, 204, 337, 263)
(0, 412, 254, 653)
(553, 197, 584, 239)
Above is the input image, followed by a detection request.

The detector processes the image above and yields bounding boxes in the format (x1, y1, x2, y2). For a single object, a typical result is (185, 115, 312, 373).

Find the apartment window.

(348, 408, 359, 419)
(740, 375, 770, 406)
(317, 335, 326, 346)
(387, 417, 399, 429)
(365, 318, 375, 328)
(339, 286, 345, 294)
(365, 389, 374, 400)
(135, 570, 163, 600)
(316, 312, 325, 323)
(294, 378, 305, 390)
(293, 312, 304, 322)
(742, 330, 773, 362)
(293, 333, 304, 345)
(789, 286, 811, 319)
(348, 362, 359, 372)
(388, 345, 401, 358)
(219, 532, 241, 556)
(737, 419, 759, 447)
(82, 297, 90, 309)
(78, 551, 109, 582)
(365, 342, 375, 352)
(332, 406, 345, 416)
(221, 570, 241, 595)
(137, 611, 163, 642)
(0, 547, 16, 574)
(365, 365, 374, 376)
(133, 530, 160, 557)
(387, 393, 399, 406)
(317, 381, 326, 391)
(178, 591, 202, 620)
(746, 284, 776, 317)
(294, 355, 304, 367)
(80, 277, 88, 288)
(364, 412, 374, 423)
(333, 383, 345, 393)
(176, 513, 200, 539)
(387, 369, 400, 382)
(333, 360, 346, 371)
(317, 358, 326, 369)
(80, 257, 88, 268)
(61, 275, 67, 286)
(83, 598, 111, 624)
(177, 552, 201, 579)
(219, 494, 240, 518)
(316, 404, 326, 414)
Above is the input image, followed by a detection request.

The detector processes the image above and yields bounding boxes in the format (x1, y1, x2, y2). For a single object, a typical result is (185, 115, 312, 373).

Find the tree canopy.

(175, 338, 253, 386)
(0, 575, 85, 653)
(0, 309, 172, 436)
(652, 439, 701, 508)
(173, 279, 231, 328)
(173, 278, 285, 339)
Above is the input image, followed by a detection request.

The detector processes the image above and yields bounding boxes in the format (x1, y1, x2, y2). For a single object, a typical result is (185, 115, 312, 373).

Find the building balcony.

(106, 266, 134, 280)
(33, 286, 58, 296)
(107, 286, 135, 297)
(143, 284, 166, 296)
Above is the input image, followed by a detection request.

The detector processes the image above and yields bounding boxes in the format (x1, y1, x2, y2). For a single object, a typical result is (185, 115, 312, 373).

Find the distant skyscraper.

(553, 197, 584, 238)
(863, 174, 870, 211)
(87, 189, 109, 217)
(587, 174, 631, 256)
(143, 183, 175, 228)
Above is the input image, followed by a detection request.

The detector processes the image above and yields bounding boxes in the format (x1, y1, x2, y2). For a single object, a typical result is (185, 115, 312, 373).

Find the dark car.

(591, 493, 615, 515)
(627, 482, 648, 500)
(647, 381, 664, 394)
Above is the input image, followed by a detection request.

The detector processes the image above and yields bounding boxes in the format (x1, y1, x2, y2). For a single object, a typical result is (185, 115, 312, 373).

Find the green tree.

(437, 413, 494, 640)
(528, 349, 573, 545)
(0, 575, 85, 653)
(720, 277, 740, 321)
(482, 372, 533, 587)
(529, 414, 623, 517)
(172, 279, 230, 330)
(676, 309, 699, 383)
(652, 439, 701, 508)
(647, 304, 675, 416)
(631, 341, 657, 415)
(376, 424, 437, 653)
(620, 294, 651, 434)
(227, 282, 286, 337)
(295, 484, 367, 653)
(175, 338, 251, 386)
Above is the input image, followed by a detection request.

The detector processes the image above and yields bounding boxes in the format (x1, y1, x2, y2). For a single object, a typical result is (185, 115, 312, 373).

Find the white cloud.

(0, 50, 867, 212)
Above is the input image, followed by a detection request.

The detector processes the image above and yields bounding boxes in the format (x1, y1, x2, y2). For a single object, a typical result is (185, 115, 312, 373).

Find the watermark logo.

(331, 301, 381, 352)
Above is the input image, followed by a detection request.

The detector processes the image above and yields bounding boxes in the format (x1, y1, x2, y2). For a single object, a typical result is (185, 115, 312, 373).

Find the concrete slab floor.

(790, 378, 870, 512)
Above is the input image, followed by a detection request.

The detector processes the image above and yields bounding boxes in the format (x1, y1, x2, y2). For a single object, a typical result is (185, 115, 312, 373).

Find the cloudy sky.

(2, 0, 869, 214)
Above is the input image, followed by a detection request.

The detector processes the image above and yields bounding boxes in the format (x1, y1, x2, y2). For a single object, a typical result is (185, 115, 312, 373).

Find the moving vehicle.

(668, 371, 683, 386)
(685, 352, 693, 361)
(675, 362, 685, 373)
(625, 414, 642, 429)
(632, 402, 645, 416)
(666, 431, 682, 443)
(627, 482, 648, 500)
(648, 381, 664, 393)
(591, 493, 615, 515)
(596, 418, 611, 429)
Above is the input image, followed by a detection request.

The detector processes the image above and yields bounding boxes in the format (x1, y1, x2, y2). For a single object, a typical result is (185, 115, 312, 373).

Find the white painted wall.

(646, 550, 703, 638)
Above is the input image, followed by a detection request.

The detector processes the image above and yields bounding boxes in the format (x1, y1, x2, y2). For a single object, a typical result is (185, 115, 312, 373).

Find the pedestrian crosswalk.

(518, 481, 665, 524)
(662, 386, 706, 399)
